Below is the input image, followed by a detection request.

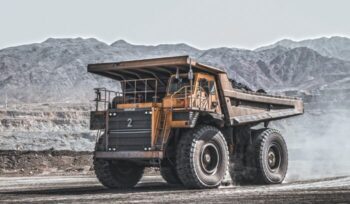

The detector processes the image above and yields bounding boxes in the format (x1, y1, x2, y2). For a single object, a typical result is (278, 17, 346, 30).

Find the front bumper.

(94, 151, 163, 159)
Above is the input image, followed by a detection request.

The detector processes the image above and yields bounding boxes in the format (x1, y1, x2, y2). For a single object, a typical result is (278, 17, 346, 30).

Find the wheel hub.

(268, 150, 276, 167)
(204, 153, 211, 163)
(267, 144, 281, 171)
(200, 143, 220, 175)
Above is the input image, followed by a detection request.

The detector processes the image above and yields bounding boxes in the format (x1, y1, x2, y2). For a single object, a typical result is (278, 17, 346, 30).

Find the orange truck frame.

(88, 55, 303, 189)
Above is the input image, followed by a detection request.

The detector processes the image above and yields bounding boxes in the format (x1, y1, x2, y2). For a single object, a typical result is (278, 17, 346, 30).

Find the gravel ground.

(0, 175, 350, 203)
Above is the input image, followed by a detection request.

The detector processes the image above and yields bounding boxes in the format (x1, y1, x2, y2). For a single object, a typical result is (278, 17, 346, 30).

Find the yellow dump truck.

(88, 56, 303, 189)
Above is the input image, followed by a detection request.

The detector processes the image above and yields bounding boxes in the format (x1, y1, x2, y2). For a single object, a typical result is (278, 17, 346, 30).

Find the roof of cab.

(87, 55, 225, 81)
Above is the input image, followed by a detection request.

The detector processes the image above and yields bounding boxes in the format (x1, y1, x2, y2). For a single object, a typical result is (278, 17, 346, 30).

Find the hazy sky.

(1, 0, 350, 50)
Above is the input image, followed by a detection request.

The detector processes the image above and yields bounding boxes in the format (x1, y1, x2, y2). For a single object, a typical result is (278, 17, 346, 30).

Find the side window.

(209, 81, 216, 95)
(199, 78, 209, 95)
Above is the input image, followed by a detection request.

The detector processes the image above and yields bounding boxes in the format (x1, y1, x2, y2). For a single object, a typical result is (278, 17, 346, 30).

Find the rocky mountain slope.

(257, 36, 350, 61)
(1, 36, 350, 103)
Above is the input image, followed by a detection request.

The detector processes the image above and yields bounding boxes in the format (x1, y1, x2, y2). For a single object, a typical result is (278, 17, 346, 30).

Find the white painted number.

(127, 118, 133, 127)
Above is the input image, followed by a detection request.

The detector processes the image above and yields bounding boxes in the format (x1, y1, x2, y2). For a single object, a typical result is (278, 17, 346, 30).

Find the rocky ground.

(0, 150, 92, 176)
(0, 103, 94, 176)
(0, 175, 349, 203)
(0, 103, 95, 152)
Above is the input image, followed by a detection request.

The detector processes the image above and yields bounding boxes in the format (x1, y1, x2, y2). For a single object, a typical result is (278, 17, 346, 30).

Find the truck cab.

(164, 73, 221, 113)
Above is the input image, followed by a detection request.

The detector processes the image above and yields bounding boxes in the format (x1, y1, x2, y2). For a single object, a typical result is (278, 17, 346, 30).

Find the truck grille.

(107, 109, 152, 151)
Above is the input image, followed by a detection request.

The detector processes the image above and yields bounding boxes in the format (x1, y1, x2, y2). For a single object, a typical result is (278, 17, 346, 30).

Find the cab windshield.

(167, 75, 192, 94)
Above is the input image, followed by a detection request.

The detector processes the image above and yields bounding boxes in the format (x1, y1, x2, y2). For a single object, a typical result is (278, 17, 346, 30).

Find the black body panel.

(107, 109, 152, 151)
(90, 111, 105, 130)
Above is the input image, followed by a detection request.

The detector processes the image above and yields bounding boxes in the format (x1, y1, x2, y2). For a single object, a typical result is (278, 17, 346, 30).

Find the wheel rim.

(200, 143, 220, 175)
(267, 143, 281, 171)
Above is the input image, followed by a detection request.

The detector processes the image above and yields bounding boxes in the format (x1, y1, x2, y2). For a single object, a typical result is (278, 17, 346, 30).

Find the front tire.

(176, 125, 229, 189)
(94, 159, 145, 189)
(93, 135, 145, 189)
(160, 165, 182, 185)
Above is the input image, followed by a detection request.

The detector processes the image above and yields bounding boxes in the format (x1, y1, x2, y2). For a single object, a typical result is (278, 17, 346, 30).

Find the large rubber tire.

(160, 165, 182, 185)
(93, 135, 145, 189)
(246, 128, 288, 184)
(94, 159, 145, 188)
(176, 125, 229, 189)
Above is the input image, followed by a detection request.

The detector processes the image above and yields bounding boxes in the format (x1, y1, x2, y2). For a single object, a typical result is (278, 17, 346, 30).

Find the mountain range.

(256, 36, 350, 61)
(1, 36, 350, 103)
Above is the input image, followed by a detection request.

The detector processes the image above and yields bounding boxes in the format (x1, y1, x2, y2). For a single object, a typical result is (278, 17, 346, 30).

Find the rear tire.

(246, 128, 288, 184)
(176, 125, 229, 189)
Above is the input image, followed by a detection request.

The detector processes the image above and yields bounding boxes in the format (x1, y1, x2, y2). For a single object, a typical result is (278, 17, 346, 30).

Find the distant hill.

(256, 36, 350, 61)
(1, 36, 350, 103)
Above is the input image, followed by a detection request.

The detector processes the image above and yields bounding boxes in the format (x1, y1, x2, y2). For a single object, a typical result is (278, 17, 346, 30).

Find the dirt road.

(0, 175, 350, 203)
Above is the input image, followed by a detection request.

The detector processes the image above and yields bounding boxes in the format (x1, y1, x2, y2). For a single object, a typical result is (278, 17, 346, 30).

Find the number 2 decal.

(127, 118, 133, 127)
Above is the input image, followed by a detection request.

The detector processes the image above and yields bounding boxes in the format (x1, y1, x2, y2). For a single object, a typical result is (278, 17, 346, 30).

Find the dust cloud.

(274, 92, 350, 181)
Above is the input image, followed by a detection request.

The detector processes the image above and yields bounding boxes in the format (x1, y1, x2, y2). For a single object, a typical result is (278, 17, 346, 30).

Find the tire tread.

(176, 125, 229, 189)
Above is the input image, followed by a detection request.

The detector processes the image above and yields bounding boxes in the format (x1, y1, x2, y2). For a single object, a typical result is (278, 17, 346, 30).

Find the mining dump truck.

(88, 56, 303, 189)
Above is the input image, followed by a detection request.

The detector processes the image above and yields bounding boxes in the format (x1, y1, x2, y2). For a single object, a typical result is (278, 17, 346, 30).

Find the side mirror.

(188, 69, 193, 80)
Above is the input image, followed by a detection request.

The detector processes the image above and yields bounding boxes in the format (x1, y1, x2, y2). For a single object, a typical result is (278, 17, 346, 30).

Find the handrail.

(121, 78, 158, 104)
(170, 85, 209, 110)
(93, 88, 122, 111)
(171, 85, 191, 97)
(93, 78, 159, 111)
(170, 85, 191, 109)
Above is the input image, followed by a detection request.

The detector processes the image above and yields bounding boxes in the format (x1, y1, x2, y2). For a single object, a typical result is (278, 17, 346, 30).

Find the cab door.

(196, 74, 221, 114)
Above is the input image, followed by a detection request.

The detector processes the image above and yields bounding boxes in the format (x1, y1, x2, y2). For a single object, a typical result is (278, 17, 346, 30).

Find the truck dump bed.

(218, 73, 303, 125)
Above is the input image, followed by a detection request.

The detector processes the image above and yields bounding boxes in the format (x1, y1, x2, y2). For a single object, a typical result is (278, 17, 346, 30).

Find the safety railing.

(93, 88, 122, 111)
(121, 78, 158, 104)
(93, 78, 159, 111)
(170, 85, 191, 109)
(170, 85, 210, 110)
